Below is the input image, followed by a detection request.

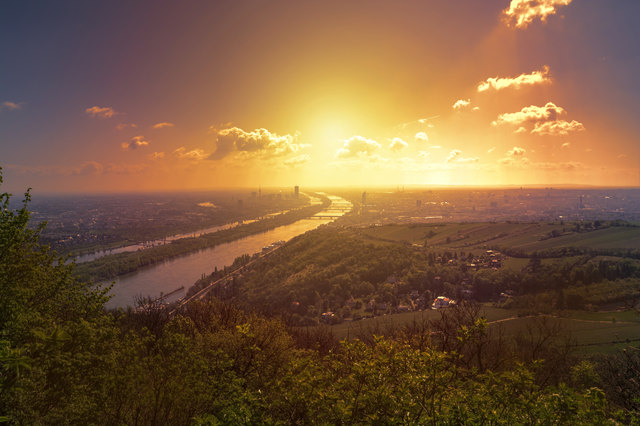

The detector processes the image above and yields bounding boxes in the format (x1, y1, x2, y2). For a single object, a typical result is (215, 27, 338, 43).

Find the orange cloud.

(174, 147, 208, 161)
(153, 122, 175, 129)
(503, 0, 572, 29)
(211, 127, 305, 160)
(389, 137, 408, 152)
(121, 135, 150, 150)
(500, 146, 529, 165)
(414, 131, 429, 143)
(336, 135, 381, 158)
(452, 99, 471, 110)
(85, 105, 117, 118)
(531, 120, 585, 136)
(493, 102, 565, 126)
(446, 149, 478, 163)
(284, 154, 310, 167)
(116, 123, 137, 130)
(2, 101, 22, 111)
(477, 66, 551, 92)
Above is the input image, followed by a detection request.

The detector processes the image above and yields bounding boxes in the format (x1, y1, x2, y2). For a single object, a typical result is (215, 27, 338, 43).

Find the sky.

(1, 0, 639, 193)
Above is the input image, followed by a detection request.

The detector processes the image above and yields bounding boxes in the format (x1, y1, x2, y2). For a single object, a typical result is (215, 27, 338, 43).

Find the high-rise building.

(294, 185, 299, 198)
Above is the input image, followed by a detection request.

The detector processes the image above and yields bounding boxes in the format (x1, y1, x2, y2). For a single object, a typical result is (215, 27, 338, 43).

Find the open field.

(325, 306, 640, 354)
(358, 222, 640, 254)
(493, 314, 640, 354)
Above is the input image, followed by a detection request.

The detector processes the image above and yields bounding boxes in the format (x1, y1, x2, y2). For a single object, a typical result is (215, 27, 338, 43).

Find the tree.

(0, 169, 115, 423)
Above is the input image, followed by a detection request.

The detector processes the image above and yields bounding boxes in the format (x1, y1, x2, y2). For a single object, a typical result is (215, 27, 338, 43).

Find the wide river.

(105, 195, 351, 308)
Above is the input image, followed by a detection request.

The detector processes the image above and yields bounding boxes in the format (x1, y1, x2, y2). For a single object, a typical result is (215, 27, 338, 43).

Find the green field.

(492, 314, 640, 354)
(325, 307, 640, 354)
(359, 222, 640, 254)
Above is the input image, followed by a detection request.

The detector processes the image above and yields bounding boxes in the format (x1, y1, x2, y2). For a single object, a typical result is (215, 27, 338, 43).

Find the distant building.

(294, 185, 299, 198)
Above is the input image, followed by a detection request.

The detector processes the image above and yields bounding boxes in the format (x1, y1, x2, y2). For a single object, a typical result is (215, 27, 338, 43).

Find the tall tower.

(294, 185, 299, 198)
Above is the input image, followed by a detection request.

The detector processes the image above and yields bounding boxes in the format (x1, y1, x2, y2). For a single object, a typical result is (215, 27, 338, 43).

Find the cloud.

(500, 146, 529, 165)
(116, 123, 137, 130)
(507, 146, 527, 157)
(174, 147, 208, 161)
(531, 120, 585, 136)
(515, 126, 528, 134)
(153, 122, 175, 129)
(561, 142, 570, 148)
(414, 132, 429, 143)
(150, 151, 165, 160)
(121, 135, 150, 150)
(336, 135, 381, 158)
(493, 102, 565, 126)
(487, 147, 496, 153)
(284, 154, 310, 167)
(210, 127, 306, 160)
(85, 106, 117, 118)
(2, 101, 22, 111)
(503, 0, 572, 29)
(446, 149, 479, 163)
(477, 66, 551, 92)
(389, 137, 408, 152)
(452, 99, 471, 110)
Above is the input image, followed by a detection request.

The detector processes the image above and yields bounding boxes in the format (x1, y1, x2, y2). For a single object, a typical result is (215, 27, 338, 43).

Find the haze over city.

(2, 0, 639, 192)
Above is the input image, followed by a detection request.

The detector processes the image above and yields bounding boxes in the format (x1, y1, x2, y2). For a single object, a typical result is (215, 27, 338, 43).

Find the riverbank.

(75, 195, 330, 283)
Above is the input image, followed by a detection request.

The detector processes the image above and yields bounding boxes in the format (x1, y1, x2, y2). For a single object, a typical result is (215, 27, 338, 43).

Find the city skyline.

(1, 0, 639, 193)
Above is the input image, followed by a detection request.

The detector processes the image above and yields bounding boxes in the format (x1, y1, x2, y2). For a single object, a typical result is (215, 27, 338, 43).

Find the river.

(75, 197, 324, 263)
(105, 194, 351, 308)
